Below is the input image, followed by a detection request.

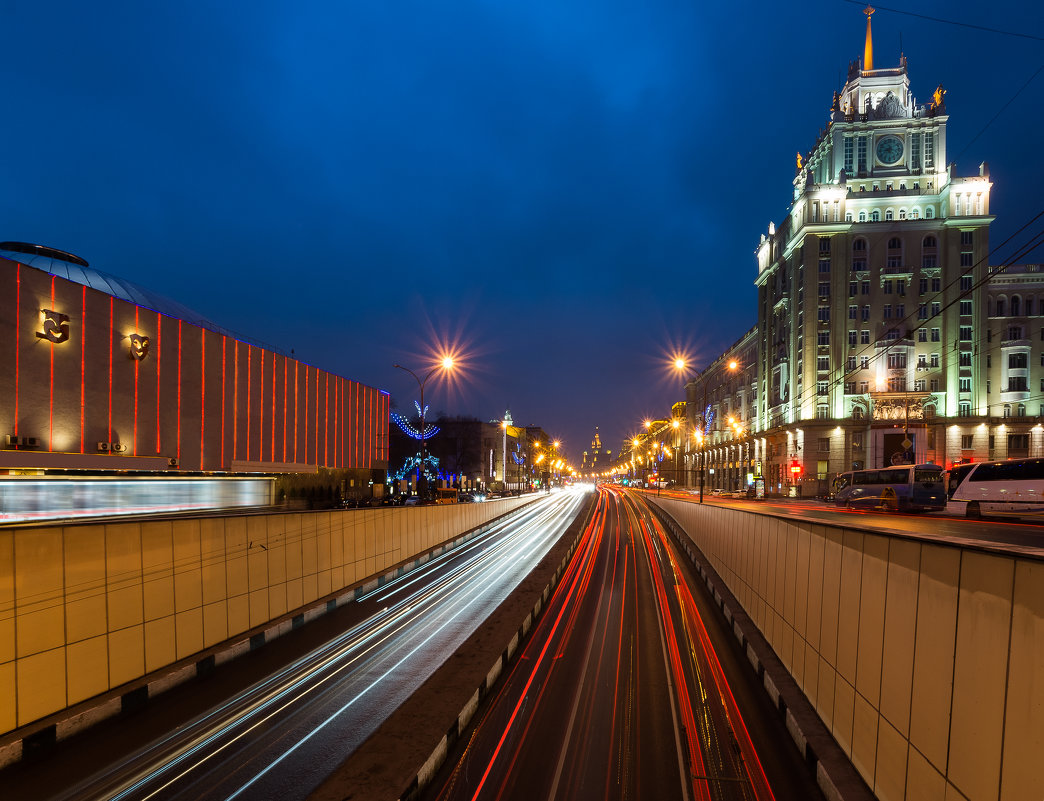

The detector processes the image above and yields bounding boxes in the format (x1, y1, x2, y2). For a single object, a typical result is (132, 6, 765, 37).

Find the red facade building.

(0, 243, 388, 474)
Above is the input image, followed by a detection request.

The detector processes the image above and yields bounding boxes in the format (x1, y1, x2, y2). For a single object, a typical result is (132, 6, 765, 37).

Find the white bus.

(946, 458, 1044, 521)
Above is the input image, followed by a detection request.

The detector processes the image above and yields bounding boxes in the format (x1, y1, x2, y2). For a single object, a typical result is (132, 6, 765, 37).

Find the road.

(427, 486, 821, 801)
(654, 490, 1044, 554)
(1, 490, 588, 801)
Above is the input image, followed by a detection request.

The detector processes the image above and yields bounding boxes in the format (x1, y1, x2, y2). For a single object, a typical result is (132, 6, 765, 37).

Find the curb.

(647, 502, 876, 801)
(0, 500, 539, 771)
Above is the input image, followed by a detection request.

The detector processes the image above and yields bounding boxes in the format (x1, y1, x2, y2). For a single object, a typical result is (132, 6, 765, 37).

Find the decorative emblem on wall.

(36, 309, 70, 343)
(129, 333, 150, 360)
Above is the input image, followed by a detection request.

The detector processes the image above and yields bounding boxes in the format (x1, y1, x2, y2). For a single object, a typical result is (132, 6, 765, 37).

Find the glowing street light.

(394, 355, 455, 499)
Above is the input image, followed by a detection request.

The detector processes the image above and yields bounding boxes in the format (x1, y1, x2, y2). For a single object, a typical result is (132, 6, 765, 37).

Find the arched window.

(871, 210, 880, 222)
(888, 237, 902, 249)
(1012, 296, 1021, 316)
(899, 208, 907, 220)
(858, 210, 867, 222)
(923, 235, 937, 248)
(887, 237, 903, 269)
(845, 212, 853, 222)
(910, 208, 920, 219)
(922, 236, 938, 269)
(885, 209, 894, 221)
(925, 206, 934, 219)
(1018, 404, 1027, 417)
(997, 298, 1006, 316)
(852, 406, 864, 420)
(853, 239, 866, 252)
(1004, 404, 1011, 418)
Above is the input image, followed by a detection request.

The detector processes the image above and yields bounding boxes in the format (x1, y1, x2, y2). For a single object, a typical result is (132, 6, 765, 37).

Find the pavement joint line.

(0, 501, 539, 771)
(647, 500, 876, 801)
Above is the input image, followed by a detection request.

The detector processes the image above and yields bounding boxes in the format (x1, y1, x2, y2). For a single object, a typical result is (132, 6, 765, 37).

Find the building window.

(861, 280, 870, 295)
(930, 378, 940, 392)
(860, 355, 870, 369)
(959, 326, 972, 341)
(918, 328, 927, 342)
(1009, 352, 1027, 369)
(930, 353, 940, 367)
(933, 278, 942, 292)
(819, 282, 830, 298)
(861, 330, 870, 345)
(899, 208, 907, 220)
(817, 381, 828, 396)
(910, 208, 920, 219)
(1012, 296, 1022, 316)
(887, 352, 907, 369)
(885, 209, 894, 221)
(959, 351, 972, 367)
(960, 300, 972, 316)
(817, 437, 830, 452)
(844, 137, 854, 174)
(849, 305, 857, 319)
(1008, 326, 1024, 340)
(853, 432, 864, 449)
(914, 379, 926, 392)
(931, 328, 941, 342)
(883, 304, 892, 318)
(959, 401, 971, 417)
(817, 331, 830, 345)
(857, 135, 867, 173)
(896, 304, 904, 318)
(959, 378, 971, 392)
(817, 356, 830, 371)
(888, 377, 907, 392)
(997, 299, 1006, 316)
(960, 276, 972, 291)
(849, 281, 857, 297)
(819, 258, 831, 273)
(1008, 377, 1029, 391)
(925, 206, 934, 219)
(924, 131, 934, 168)
(871, 210, 880, 222)
(818, 307, 830, 322)
(848, 330, 857, 346)
(862, 306, 870, 321)
(820, 238, 831, 253)
(931, 302, 941, 316)
(1018, 404, 1027, 417)
(897, 279, 906, 296)
(858, 210, 867, 223)
(816, 404, 829, 420)
(961, 231, 974, 247)
(961, 435, 973, 449)
(847, 357, 857, 371)
(918, 303, 928, 319)
(884, 280, 893, 294)
(961, 252, 973, 267)
(918, 354, 928, 368)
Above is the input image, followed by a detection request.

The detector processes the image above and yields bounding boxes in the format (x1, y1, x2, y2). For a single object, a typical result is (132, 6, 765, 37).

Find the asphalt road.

(426, 486, 822, 801)
(1, 490, 588, 801)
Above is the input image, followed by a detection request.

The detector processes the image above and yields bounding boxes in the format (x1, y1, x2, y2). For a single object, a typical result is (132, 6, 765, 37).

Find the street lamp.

(674, 358, 739, 503)
(394, 356, 454, 499)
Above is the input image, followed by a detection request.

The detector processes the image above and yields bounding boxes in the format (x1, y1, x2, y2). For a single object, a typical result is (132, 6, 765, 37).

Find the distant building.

(580, 427, 612, 476)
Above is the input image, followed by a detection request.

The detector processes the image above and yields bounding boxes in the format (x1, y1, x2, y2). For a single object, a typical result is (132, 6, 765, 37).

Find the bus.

(832, 464, 946, 512)
(435, 487, 459, 505)
(945, 458, 1044, 520)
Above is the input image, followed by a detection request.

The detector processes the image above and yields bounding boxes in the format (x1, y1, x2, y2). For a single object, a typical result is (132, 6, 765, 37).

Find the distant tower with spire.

(581, 426, 612, 473)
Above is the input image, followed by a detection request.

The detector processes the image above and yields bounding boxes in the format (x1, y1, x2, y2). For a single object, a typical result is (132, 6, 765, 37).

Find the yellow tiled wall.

(0, 498, 531, 735)
(654, 498, 1044, 801)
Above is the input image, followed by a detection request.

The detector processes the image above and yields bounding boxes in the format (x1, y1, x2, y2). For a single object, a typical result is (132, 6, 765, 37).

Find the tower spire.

(863, 5, 875, 71)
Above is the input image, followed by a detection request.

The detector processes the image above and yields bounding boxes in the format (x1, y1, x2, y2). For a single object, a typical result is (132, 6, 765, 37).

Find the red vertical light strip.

(133, 306, 139, 456)
(49, 277, 55, 450)
(259, 349, 264, 463)
(314, 370, 319, 466)
(246, 345, 252, 463)
(294, 361, 299, 463)
(233, 341, 239, 461)
(271, 354, 276, 462)
(340, 379, 345, 467)
(177, 320, 182, 462)
(281, 357, 287, 463)
(80, 286, 86, 453)
(221, 337, 227, 468)
(369, 387, 375, 465)
(155, 313, 162, 453)
(108, 297, 114, 443)
(200, 329, 206, 469)
(14, 265, 20, 438)
(354, 381, 360, 466)
(304, 365, 309, 464)
(324, 373, 329, 466)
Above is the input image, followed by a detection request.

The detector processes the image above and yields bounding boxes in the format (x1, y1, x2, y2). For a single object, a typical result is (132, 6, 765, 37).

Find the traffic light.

(790, 460, 802, 476)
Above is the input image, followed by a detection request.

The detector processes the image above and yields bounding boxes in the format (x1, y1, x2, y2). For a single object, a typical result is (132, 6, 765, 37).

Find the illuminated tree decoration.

(391, 453, 441, 481)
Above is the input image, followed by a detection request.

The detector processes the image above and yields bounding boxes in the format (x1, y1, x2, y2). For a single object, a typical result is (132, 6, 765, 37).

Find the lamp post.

(394, 357, 454, 499)
(675, 358, 738, 503)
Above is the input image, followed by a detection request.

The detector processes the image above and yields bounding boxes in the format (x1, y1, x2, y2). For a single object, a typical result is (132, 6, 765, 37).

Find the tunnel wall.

(0, 498, 533, 736)
(650, 498, 1043, 801)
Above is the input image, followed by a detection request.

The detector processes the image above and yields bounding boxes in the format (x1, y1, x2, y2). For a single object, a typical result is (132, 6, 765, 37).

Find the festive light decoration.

(511, 451, 524, 465)
(390, 399, 441, 440)
(391, 453, 442, 482)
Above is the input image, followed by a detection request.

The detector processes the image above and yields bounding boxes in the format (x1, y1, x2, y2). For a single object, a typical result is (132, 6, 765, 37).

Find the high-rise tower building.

(753, 8, 994, 494)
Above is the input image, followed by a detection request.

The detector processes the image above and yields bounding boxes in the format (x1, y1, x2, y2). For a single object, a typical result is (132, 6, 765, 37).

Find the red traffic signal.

(790, 460, 802, 475)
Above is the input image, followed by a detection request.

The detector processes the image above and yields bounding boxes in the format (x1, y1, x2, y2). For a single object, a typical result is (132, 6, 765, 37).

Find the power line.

(842, 0, 1044, 42)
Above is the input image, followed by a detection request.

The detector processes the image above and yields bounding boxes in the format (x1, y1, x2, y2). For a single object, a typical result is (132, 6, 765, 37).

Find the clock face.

(876, 135, 904, 165)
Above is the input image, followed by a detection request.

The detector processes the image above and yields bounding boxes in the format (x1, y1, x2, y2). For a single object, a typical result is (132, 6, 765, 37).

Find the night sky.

(4, 1, 1042, 464)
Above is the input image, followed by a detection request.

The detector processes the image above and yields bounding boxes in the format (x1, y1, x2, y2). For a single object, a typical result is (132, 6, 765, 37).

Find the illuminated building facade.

(0, 243, 389, 475)
(749, 10, 995, 494)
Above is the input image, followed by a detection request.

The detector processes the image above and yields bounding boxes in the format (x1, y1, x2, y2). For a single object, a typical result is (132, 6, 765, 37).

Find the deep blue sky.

(4, 1, 1042, 463)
